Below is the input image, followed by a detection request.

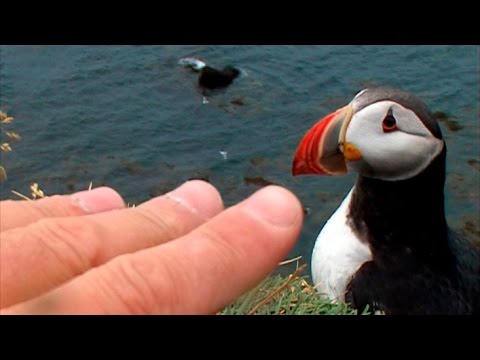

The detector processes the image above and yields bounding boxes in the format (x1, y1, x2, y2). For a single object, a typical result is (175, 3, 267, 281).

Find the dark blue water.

(1, 45, 479, 268)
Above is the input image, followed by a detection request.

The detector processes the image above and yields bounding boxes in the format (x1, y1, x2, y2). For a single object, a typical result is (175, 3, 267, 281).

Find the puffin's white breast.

(311, 188, 372, 302)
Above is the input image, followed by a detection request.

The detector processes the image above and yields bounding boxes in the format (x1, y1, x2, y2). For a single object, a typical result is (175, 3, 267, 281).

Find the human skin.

(0, 180, 303, 314)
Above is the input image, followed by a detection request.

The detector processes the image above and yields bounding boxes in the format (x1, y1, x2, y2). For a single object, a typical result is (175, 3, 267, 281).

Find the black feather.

(345, 146, 480, 314)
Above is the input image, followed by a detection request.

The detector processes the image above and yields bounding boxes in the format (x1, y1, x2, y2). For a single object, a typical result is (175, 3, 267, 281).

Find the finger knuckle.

(195, 227, 245, 265)
(178, 227, 244, 292)
(32, 217, 103, 277)
(99, 257, 161, 314)
(133, 208, 181, 243)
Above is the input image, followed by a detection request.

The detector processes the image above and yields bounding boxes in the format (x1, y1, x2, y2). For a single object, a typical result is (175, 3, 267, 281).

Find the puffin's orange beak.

(292, 104, 358, 176)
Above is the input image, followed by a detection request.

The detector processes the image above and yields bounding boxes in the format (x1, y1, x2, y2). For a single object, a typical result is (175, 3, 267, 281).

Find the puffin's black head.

(292, 87, 446, 181)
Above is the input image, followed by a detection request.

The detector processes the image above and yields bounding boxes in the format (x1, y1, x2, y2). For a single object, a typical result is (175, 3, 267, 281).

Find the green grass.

(220, 264, 368, 315)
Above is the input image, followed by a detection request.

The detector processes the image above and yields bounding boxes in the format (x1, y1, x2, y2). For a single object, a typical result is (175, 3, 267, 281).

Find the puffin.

(198, 66, 240, 89)
(292, 87, 480, 315)
(178, 57, 240, 90)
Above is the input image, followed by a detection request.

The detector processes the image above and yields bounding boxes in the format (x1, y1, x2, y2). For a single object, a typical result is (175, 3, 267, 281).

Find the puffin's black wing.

(198, 66, 240, 89)
(345, 232, 480, 315)
(447, 228, 480, 313)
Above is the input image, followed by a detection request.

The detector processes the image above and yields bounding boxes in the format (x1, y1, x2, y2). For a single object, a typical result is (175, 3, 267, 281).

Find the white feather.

(311, 188, 372, 302)
(346, 101, 444, 181)
(178, 57, 206, 71)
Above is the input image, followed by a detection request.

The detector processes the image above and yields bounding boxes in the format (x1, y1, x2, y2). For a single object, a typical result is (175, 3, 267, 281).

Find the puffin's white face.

(292, 88, 445, 181)
(346, 100, 444, 181)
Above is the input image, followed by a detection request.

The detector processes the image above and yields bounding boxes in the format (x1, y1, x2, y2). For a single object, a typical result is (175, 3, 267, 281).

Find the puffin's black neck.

(348, 145, 452, 272)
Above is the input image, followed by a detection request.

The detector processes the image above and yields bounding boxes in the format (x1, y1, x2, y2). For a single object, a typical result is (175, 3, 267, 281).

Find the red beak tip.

(292, 158, 306, 176)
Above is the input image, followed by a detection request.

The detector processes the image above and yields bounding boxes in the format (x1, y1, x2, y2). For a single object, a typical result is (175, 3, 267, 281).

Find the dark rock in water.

(467, 159, 480, 171)
(433, 111, 464, 132)
(303, 206, 312, 216)
(199, 66, 240, 89)
(445, 119, 463, 132)
(243, 176, 277, 187)
(433, 111, 451, 122)
(120, 159, 143, 176)
(249, 156, 265, 167)
(231, 98, 246, 106)
(460, 218, 480, 248)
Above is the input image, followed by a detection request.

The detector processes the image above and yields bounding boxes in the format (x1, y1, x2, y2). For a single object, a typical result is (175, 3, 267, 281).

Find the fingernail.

(242, 186, 302, 227)
(71, 187, 126, 213)
(164, 180, 224, 219)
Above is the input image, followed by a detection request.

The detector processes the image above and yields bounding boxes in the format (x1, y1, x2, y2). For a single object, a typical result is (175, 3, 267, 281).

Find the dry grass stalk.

(247, 263, 307, 315)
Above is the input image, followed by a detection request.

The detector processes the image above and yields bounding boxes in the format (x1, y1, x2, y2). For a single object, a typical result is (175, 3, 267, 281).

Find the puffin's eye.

(382, 114, 397, 133)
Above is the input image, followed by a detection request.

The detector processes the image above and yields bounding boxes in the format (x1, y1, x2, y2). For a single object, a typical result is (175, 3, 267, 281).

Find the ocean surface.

(1, 45, 479, 271)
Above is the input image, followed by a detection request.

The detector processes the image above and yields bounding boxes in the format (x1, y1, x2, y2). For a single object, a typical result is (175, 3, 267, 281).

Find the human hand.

(0, 180, 303, 314)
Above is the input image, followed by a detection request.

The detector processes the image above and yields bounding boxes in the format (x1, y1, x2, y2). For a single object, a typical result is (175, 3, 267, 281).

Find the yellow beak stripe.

(342, 143, 362, 161)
